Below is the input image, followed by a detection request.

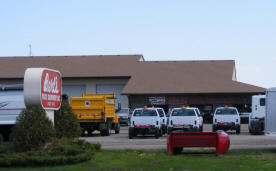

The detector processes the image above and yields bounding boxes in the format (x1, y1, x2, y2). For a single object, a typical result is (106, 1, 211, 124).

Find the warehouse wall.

(0, 78, 130, 108)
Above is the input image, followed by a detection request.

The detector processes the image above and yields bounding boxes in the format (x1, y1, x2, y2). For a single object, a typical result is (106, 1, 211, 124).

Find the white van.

(129, 107, 162, 139)
(167, 107, 202, 134)
(213, 106, 240, 134)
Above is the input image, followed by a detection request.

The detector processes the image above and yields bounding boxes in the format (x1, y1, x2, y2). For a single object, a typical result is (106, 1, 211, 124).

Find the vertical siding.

(265, 88, 276, 135)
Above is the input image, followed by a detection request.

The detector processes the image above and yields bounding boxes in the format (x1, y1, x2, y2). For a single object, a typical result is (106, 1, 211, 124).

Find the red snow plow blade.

(167, 131, 229, 155)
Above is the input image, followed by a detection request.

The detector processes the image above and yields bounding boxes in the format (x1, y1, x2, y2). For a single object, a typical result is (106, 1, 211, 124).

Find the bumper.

(133, 126, 158, 134)
(168, 125, 199, 133)
(119, 118, 129, 124)
(214, 123, 240, 131)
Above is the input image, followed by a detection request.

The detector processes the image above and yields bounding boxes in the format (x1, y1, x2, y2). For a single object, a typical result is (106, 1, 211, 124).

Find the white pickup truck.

(167, 107, 203, 134)
(129, 107, 162, 139)
(212, 106, 240, 134)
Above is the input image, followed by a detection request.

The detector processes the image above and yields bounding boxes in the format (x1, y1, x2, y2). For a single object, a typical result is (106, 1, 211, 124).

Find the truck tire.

(8, 133, 14, 142)
(126, 120, 129, 126)
(236, 126, 241, 134)
(100, 130, 105, 136)
(128, 127, 133, 139)
(155, 128, 160, 139)
(212, 126, 216, 132)
(159, 128, 163, 137)
(0, 133, 3, 142)
(115, 123, 120, 134)
(106, 122, 111, 136)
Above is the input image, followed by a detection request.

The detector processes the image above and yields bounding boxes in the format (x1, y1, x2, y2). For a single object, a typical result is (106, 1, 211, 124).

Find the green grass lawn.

(1, 148, 276, 171)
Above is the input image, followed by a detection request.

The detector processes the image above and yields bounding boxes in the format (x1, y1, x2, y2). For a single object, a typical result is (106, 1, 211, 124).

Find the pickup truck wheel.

(8, 133, 14, 142)
(159, 128, 163, 137)
(128, 128, 133, 139)
(236, 126, 241, 134)
(212, 126, 217, 132)
(155, 128, 160, 139)
(115, 123, 120, 134)
(0, 133, 3, 142)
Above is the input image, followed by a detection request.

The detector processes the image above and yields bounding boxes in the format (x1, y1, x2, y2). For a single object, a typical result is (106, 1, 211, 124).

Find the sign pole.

(45, 110, 55, 124)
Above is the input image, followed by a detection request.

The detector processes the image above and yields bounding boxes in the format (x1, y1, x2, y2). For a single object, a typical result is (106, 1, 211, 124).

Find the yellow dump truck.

(70, 93, 120, 136)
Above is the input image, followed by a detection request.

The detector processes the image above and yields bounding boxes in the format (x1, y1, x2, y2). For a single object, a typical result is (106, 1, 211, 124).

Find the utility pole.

(29, 44, 32, 56)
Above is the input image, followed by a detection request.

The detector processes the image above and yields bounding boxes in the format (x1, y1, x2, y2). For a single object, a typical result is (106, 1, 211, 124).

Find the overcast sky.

(0, 1, 275, 88)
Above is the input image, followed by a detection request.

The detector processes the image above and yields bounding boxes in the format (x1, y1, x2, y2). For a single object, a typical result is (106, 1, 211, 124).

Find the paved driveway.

(82, 124, 276, 150)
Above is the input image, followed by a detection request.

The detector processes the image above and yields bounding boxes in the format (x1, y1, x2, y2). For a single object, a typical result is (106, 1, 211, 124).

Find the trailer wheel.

(155, 128, 160, 139)
(128, 127, 133, 139)
(115, 123, 120, 134)
(172, 147, 183, 154)
(0, 133, 3, 142)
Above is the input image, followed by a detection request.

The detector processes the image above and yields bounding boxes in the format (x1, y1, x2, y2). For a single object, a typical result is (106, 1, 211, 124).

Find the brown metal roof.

(0, 55, 265, 94)
(0, 55, 142, 78)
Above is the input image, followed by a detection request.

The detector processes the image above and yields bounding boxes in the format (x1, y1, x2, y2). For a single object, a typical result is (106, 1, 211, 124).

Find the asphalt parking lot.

(82, 124, 276, 150)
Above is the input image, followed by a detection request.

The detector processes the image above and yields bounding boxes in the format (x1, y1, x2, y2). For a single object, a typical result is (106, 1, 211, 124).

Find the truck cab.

(129, 107, 162, 139)
(167, 107, 202, 134)
(213, 106, 240, 134)
(249, 95, 266, 134)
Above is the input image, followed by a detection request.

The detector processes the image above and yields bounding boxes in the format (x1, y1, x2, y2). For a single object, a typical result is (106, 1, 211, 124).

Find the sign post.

(24, 68, 62, 125)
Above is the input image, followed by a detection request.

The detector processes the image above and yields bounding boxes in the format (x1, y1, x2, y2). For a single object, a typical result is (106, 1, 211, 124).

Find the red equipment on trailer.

(167, 131, 230, 155)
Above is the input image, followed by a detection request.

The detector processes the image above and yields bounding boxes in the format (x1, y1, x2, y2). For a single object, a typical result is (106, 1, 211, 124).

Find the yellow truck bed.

(70, 93, 120, 136)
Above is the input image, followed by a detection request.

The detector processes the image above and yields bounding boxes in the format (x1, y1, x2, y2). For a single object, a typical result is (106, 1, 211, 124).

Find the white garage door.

(96, 84, 127, 109)
(62, 85, 86, 98)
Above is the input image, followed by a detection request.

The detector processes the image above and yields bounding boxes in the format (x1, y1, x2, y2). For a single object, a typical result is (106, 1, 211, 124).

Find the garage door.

(62, 85, 86, 98)
(96, 84, 127, 109)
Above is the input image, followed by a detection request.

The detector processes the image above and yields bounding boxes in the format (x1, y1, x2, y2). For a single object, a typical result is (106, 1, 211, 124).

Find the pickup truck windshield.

(133, 109, 158, 117)
(157, 109, 164, 117)
(171, 109, 196, 116)
(215, 109, 237, 115)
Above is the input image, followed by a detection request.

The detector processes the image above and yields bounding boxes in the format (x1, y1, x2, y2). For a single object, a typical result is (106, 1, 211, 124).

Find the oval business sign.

(24, 68, 62, 110)
(41, 70, 62, 109)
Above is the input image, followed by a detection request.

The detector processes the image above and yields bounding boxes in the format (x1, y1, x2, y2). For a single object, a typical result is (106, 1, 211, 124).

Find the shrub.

(12, 105, 55, 151)
(0, 139, 100, 166)
(54, 101, 81, 139)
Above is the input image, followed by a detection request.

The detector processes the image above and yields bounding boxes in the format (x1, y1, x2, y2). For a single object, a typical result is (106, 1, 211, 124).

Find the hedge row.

(0, 139, 101, 166)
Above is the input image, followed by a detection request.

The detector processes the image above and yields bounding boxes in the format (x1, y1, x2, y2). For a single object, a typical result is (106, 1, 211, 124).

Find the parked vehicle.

(265, 88, 276, 136)
(249, 95, 265, 135)
(156, 107, 167, 134)
(117, 108, 130, 126)
(0, 84, 24, 142)
(167, 107, 203, 134)
(129, 107, 162, 139)
(70, 93, 120, 136)
(212, 106, 240, 134)
(194, 108, 204, 131)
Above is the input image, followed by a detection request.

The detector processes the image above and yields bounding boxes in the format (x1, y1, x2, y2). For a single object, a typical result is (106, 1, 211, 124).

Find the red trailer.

(167, 131, 230, 155)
